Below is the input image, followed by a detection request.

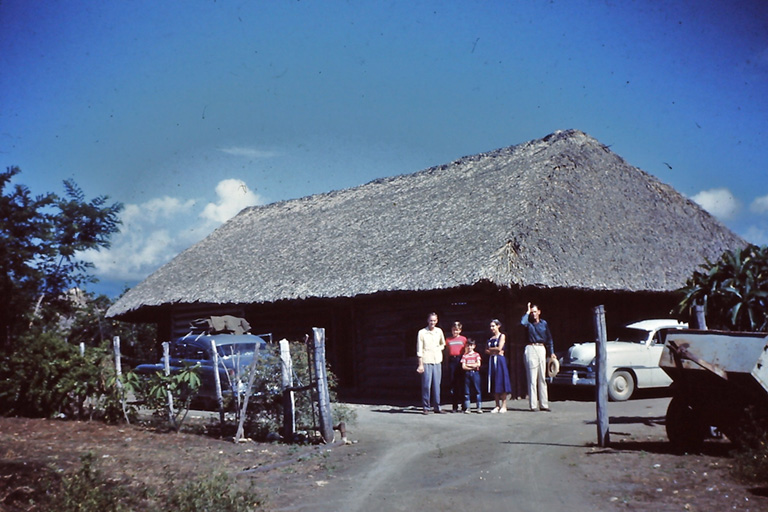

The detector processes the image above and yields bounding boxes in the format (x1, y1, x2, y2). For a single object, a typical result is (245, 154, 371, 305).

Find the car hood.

(135, 352, 256, 372)
(565, 341, 648, 366)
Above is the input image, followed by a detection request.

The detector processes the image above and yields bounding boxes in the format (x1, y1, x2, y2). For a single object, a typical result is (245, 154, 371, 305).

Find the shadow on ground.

(599, 439, 734, 457)
(549, 387, 672, 402)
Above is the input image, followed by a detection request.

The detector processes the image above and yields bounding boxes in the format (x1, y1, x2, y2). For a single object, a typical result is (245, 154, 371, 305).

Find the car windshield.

(216, 343, 258, 358)
(612, 327, 650, 343)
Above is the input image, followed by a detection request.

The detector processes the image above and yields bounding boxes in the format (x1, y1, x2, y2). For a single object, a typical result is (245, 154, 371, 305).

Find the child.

(446, 321, 468, 412)
(461, 338, 483, 413)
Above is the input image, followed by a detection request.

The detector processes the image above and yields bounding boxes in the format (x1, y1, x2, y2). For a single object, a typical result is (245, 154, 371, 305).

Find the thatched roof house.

(109, 129, 745, 397)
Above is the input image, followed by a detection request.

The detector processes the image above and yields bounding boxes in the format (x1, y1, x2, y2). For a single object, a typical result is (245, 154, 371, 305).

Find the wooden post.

(280, 339, 295, 440)
(235, 344, 261, 443)
(162, 342, 177, 430)
(594, 305, 609, 447)
(694, 305, 707, 330)
(313, 328, 334, 443)
(210, 339, 226, 429)
(113, 336, 122, 378)
(112, 336, 130, 424)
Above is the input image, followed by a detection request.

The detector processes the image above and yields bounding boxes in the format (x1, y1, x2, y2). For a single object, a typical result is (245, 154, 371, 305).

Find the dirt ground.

(1, 395, 767, 511)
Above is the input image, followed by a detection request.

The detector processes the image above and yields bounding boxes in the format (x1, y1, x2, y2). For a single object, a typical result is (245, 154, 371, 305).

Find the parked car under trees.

(551, 319, 688, 401)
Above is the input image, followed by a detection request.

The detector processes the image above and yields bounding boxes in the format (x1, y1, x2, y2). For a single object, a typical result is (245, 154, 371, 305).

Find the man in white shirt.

(416, 312, 446, 414)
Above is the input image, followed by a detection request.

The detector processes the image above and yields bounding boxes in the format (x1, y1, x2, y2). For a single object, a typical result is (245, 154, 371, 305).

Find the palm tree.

(676, 245, 768, 331)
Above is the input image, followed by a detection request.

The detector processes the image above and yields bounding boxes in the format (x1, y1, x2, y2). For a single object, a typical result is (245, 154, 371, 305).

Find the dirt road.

(2, 395, 764, 511)
(269, 396, 673, 512)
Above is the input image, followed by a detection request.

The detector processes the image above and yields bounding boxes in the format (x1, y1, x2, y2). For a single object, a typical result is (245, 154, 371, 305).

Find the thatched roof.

(107, 129, 745, 319)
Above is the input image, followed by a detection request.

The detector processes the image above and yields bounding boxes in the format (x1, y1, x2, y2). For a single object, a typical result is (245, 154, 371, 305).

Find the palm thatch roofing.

(107, 129, 745, 319)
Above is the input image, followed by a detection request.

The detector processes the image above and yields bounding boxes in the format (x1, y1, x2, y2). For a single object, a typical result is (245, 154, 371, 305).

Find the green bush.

(162, 471, 266, 512)
(676, 244, 768, 331)
(0, 328, 140, 422)
(732, 434, 768, 486)
(0, 330, 99, 417)
(26, 454, 266, 512)
(53, 452, 135, 512)
(0, 330, 354, 443)
(238, 347, 284, 439)
(730, 408, 768, 486)
(242, 341, 356, 441)
(129, 364, 202, 431)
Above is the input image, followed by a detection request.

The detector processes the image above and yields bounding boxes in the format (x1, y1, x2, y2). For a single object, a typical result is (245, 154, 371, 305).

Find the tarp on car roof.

(190, 315, 251, 335)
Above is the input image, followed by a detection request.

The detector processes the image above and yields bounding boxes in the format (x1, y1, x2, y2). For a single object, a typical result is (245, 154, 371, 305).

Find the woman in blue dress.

(486, 319, 512, 413)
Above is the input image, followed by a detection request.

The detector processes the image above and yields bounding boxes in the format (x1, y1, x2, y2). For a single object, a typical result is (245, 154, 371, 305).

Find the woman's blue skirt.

(488, 354, 512, 393)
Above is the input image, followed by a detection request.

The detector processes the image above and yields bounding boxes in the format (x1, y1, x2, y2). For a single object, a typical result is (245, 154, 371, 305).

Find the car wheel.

(666, 396, 707, 453)
(608, 370, 635, 401)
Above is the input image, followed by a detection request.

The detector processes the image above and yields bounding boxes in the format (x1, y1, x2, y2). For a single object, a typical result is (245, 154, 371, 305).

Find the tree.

(65, 289, 158, 362)
(676, 244, 768, 331)
(0, 166, 123, 348)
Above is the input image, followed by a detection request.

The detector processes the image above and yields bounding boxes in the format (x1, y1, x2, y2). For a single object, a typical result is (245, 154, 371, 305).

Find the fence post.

(112, 336, 130, 424)
(113, 336, 122, 378)
(235, 344, 261, 443)
(313, 327, 334, 443)
(593, 305, 609, 447)
(162, 342, 177, 430)
(694, 305, 708, 330)
(280, 339, 295, 440)
(210, 339, 226, 429)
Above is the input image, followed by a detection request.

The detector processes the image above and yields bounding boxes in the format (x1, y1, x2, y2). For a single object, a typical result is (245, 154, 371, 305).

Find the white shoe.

(491, 406, 500, 414)
(499, 406, 507, 413)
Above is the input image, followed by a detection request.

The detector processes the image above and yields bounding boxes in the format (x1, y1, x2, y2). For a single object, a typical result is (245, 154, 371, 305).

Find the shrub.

(129, 364, 201, 431)
(730, 408, 768, 486)
(0, 327, 139, 422)
(676, 244, 768, 331)
(242, 340, 356, 441)
(161, 471, 266, 512)
(24, 454, 266, 512)
(54, 452, 135, 512)
(0, 330, 103, 417)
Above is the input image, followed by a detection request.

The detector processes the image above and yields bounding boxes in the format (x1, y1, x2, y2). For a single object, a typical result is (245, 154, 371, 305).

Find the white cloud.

(743, 225, 768, 246)
(750, 194, 768, 214)
(120, 197, 196, 230)
(200, 179, 262, 223)
(691, 188, 741, 221)
(82, 179, 263, 283)
(219, 146, 279, 159)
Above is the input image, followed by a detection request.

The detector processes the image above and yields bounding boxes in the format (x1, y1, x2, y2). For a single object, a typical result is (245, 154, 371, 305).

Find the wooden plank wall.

(243, 298, 357, 392)
(163, 287, 682, 403)
(352, 286, 509, 400)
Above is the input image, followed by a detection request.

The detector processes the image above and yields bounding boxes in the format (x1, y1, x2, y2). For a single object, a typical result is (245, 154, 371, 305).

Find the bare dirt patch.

(582, 435, 765, 511)
(1, 397, 766, 511)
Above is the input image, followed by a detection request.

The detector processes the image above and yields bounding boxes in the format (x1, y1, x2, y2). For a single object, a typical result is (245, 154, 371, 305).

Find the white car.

(551, 319, 688, 401)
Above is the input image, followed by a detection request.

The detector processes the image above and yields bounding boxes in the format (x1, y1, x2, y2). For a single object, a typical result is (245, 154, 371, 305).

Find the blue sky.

(2, 0, 767, 297)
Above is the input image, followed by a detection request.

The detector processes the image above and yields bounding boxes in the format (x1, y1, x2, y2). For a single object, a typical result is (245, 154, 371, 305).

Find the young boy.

(446, 321, 468, 412)
(461, 338, 483, 413)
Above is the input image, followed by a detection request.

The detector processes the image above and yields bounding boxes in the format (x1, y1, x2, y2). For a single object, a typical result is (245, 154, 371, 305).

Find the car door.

(647, 329, 673, 387)
(177, 342, 217, 397)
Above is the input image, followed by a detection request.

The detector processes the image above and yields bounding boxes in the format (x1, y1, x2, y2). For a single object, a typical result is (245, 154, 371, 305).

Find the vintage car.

(551, 319, 688, 401)
(133, 332, 270, 409)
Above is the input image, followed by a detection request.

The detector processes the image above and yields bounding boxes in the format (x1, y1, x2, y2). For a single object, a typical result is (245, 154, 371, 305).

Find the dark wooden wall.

(163, 285, 681, 403)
